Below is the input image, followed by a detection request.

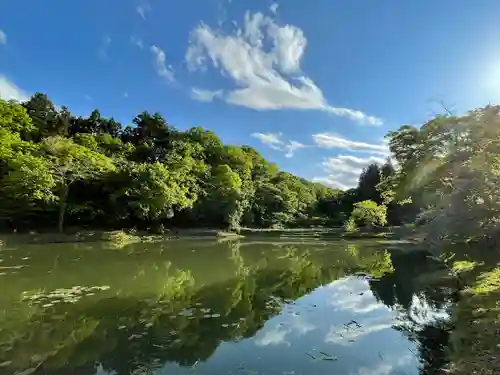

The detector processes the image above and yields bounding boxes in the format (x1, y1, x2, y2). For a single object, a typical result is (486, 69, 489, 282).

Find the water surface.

(0, 238, 458, 375)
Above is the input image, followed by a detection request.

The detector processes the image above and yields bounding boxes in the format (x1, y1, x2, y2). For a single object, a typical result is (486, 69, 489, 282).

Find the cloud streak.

(136, 3, 152, 20)
(311, 133, 390, 189)
(190, 87, 222, 102)
(151, 45, 175, 83)
(255, 325, 291, 347)
(312, 133, 389, 155)
(130, 36, 144, 49)
(313, 154, 386, 190)
(186, 11, 382, 125)
(0, 29, 7, 45)
(0, 75, 29, 102)
(99, 35, 112, 59)
(252, 132, 305, 158)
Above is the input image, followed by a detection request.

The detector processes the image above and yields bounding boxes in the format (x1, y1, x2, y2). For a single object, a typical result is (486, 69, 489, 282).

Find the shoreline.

(0, 226, 415, 246)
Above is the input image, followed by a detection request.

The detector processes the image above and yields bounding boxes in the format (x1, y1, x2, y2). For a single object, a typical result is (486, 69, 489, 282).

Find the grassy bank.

(447, 252, 500, 375)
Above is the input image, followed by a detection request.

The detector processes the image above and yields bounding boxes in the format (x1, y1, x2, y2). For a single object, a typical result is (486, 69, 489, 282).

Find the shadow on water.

(0, 240, 461, 375)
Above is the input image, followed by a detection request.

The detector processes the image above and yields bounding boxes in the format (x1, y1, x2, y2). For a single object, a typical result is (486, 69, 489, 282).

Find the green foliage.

(383, 105, 500, 244)
(343, 217, 358, 232)
(40, 136, 115, 231)
(109, 162, 196, 223)
(347, 200, 387, 228)
(0, 92, 347, 232)
(0, 99, 34, 134)
(104, 231, 141, 248)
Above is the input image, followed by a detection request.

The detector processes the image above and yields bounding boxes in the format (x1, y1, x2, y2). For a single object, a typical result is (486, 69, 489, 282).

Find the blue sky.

(1, 0, 500, 189)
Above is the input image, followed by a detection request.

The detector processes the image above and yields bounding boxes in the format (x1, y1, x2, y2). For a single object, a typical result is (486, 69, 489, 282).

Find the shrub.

(344, 217, 358, 232)
(347, 200, 387, 228)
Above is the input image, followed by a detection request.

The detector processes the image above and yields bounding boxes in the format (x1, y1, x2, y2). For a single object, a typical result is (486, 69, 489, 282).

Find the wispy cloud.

(312, 133, 389, 155)
(255, 325, 290, 347)
(325, 322, 392, 345)
(130, 36, 144, 49)
(324, 278, 393, 346)
(252, 132, 284, 150)
(99, 35, 112, 59)
(252, 132, 305, 158)
(0, 75, 29, 102)
(351, 353, 414, 375)
(150, 45, 175, 83)
(186, 11, 382, 125)
(289, 315, 316, 336)
(136, 3, 152, 20)
(270, 3, 279, 14)
(0, 29, 7, 45)
(284, 140, 306, 158)
(190, 87, 222, 102)
(313, 154, 386, 190)
(329, 277, 390, 314)
(311, 133, 389, 189)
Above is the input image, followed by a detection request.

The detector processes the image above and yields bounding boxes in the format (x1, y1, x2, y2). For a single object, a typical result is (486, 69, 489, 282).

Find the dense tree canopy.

(0, 95, 350, 232)
(6, 92, 493, 239)
(379, 104, 500, 244)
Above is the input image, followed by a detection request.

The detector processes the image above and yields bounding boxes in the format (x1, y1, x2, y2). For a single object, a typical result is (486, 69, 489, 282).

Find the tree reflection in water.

(369, 249, 459, 374)
(0, 241, 461, 375)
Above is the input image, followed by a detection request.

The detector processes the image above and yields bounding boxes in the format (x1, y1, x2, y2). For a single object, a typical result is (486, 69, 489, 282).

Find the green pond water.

(0, 238, 459, 375)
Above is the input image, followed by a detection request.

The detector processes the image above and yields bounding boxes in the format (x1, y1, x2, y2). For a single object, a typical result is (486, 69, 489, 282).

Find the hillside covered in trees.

(0, 93, 396, 233)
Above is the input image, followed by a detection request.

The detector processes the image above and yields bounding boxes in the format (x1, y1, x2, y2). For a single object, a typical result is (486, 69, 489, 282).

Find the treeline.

(1, 93, 394, 233)
(4, 92, 491, 241)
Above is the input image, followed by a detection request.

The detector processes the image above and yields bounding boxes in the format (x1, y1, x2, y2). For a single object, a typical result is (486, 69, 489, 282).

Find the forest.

(0, 93, 394, 233)
(2, 92, 500, 245)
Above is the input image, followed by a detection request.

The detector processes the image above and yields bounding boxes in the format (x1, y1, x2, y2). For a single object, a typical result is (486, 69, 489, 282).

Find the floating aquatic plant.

(21, 285, 111, 306)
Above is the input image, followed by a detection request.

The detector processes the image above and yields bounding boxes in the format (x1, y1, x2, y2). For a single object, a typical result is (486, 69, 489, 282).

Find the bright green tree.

(347, 200, 387, 229)
(109, 162, 197, 224)
(40, 136, 115, 232)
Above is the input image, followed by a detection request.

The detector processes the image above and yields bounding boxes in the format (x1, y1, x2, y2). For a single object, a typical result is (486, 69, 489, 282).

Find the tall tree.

(23, 93, 59, 138)
(357, 163, 382, 203)
(40, 136, 115, 232)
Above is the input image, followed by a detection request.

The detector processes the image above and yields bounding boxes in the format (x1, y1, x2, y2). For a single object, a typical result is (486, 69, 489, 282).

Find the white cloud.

(312, 133, 389, 189)
(99, 35, 112, 59)
(0, 29, 7, 45)
(313, 176, 352, 190)
(136, 3, 152, 20)
(190, 87, 222, 102)
(270, 3, 279, 14)
(289, 315, 316, 336)
(312, 133, 389, 156)
(151, 45, 175, 83)
(284, 140, 305, 158)
(313, 154, 386, 189)
(351, 354, 414, 375)
(185, 11, 382, 125)
(255, 325, 290, 346)
(325, 322, 392, 345)
(328, 277, 388, 314)
(0, 75, 29, 102)
(336, 154, 386, 166)
(252, 132, 284, 150)
(251, 132, 305, 158)
(130, 36, 144, 49)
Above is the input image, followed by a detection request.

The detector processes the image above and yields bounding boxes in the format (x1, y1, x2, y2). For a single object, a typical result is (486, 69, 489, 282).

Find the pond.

(0, 237, 460, 375)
